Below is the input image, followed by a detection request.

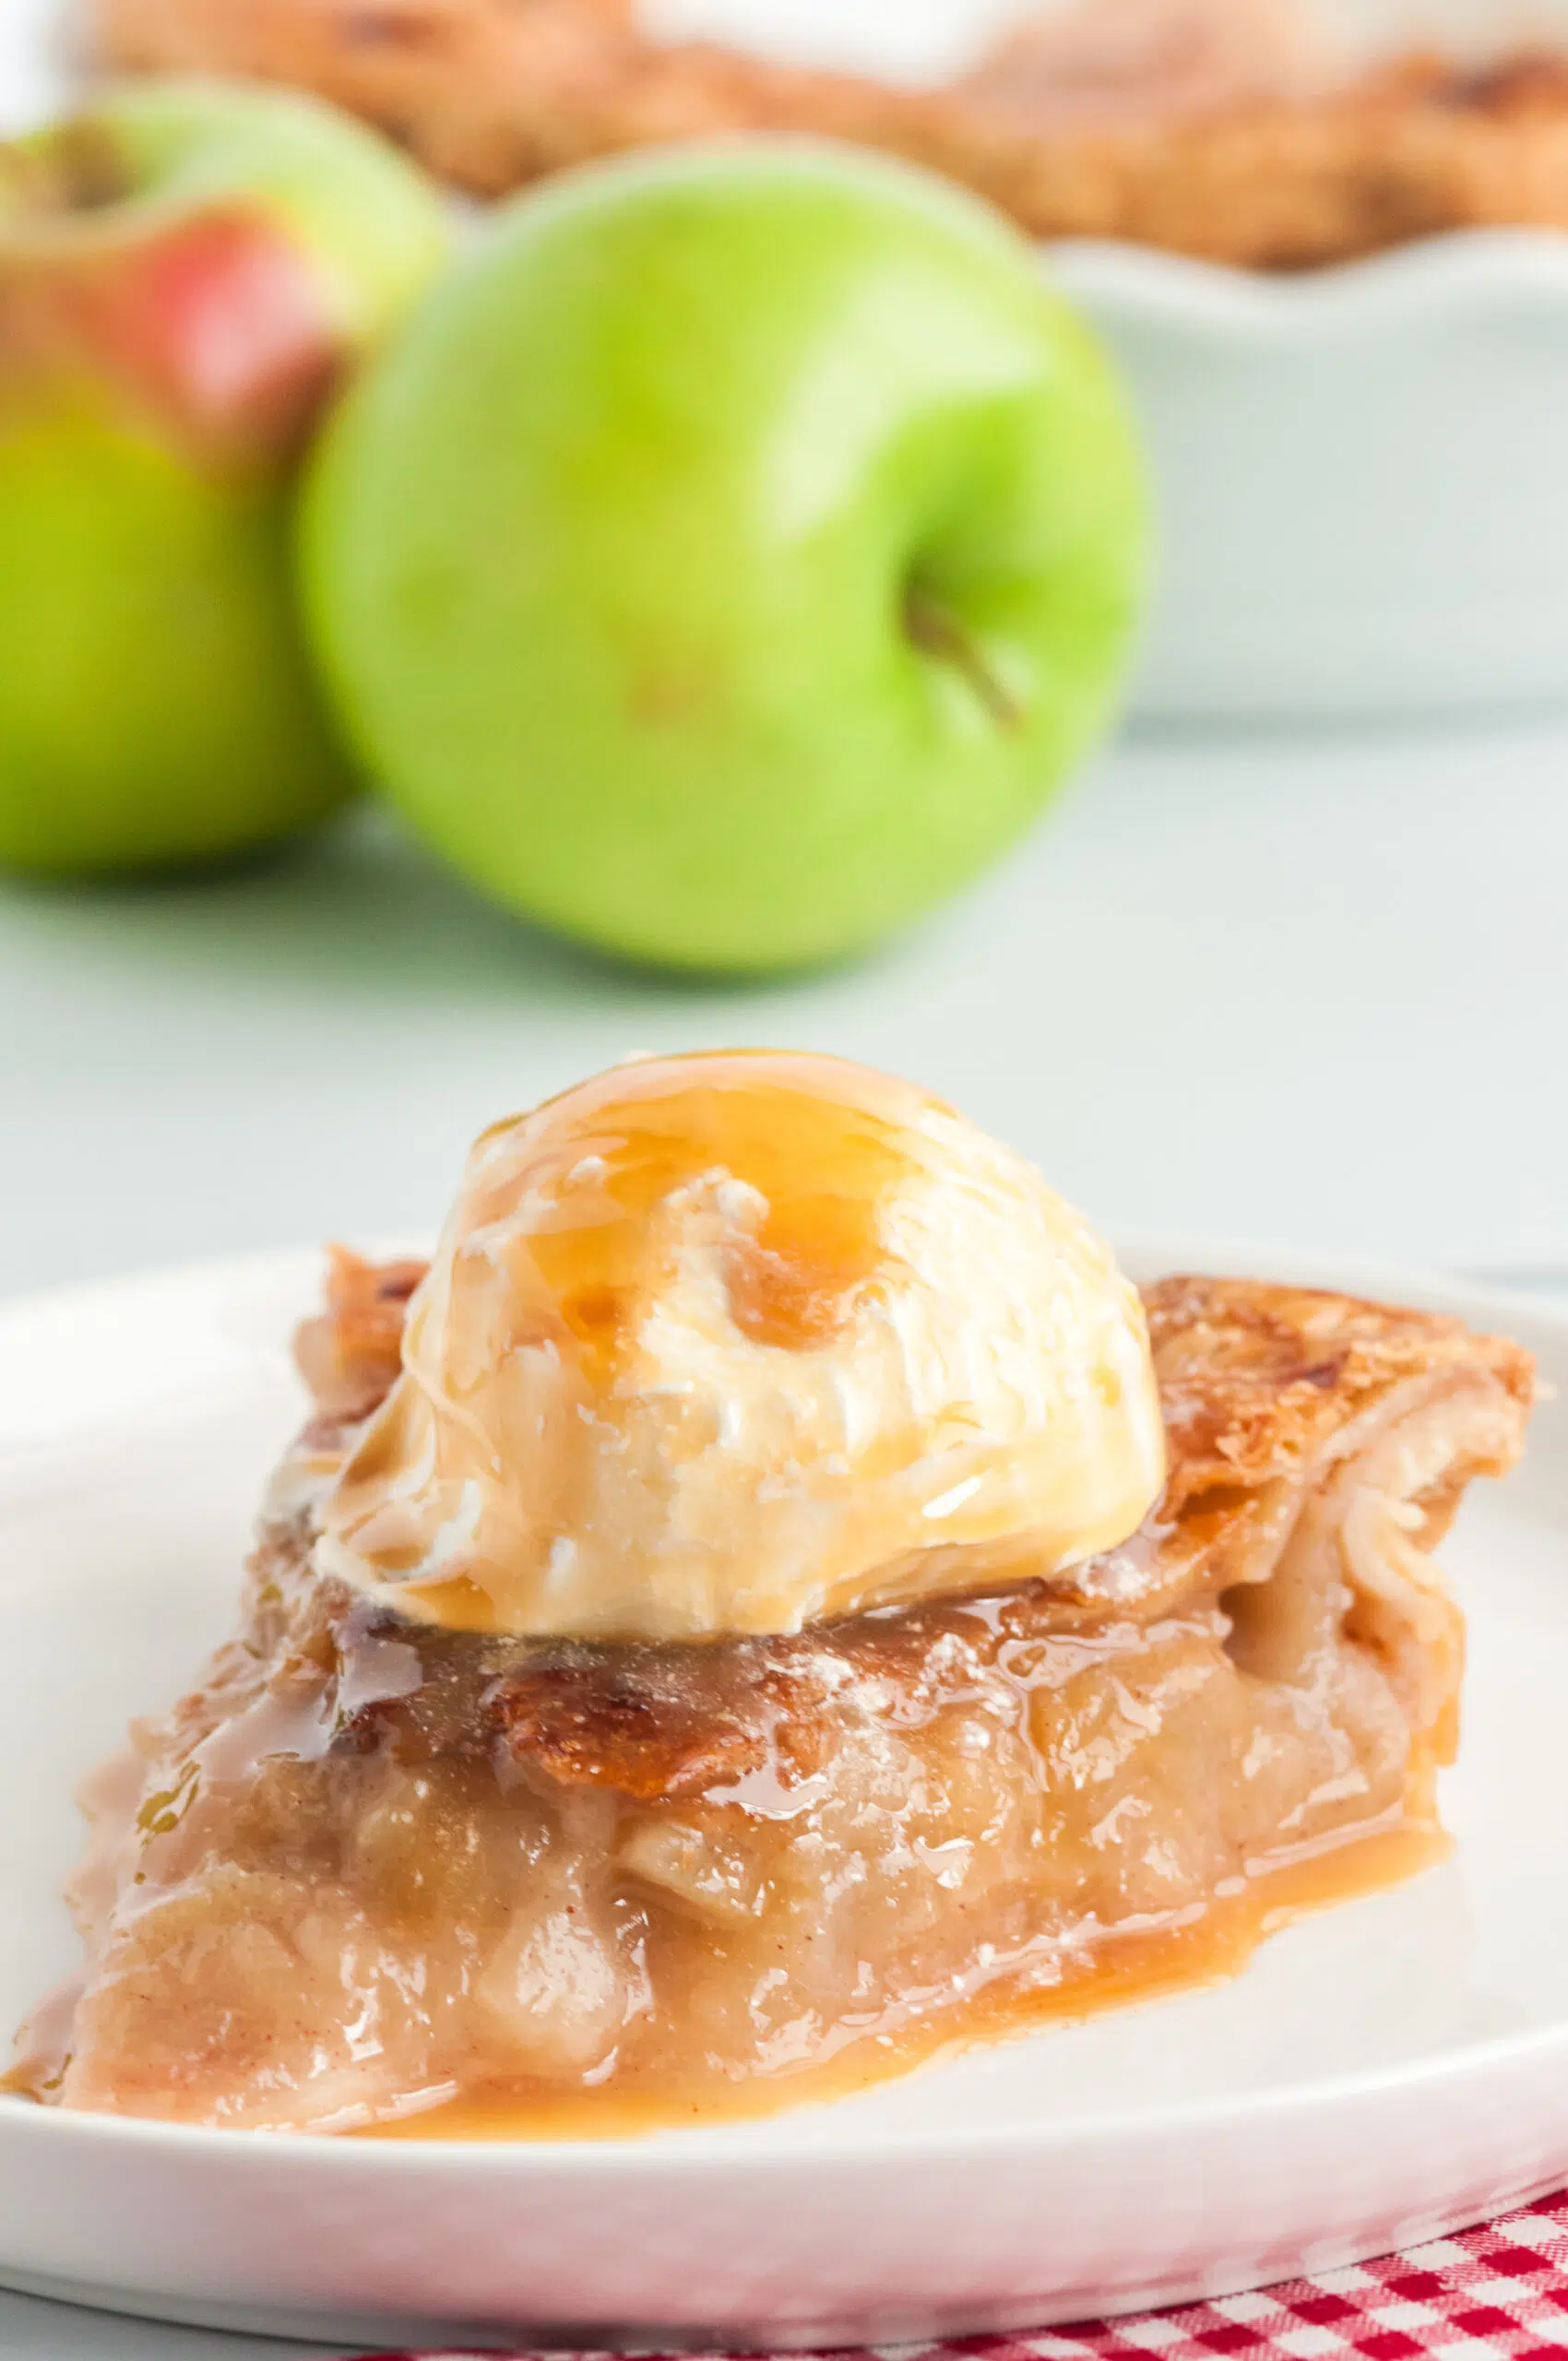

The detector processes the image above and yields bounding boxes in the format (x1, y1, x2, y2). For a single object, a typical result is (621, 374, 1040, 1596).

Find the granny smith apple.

(303, 142, 1150, 974)
(0, 77, 448, 875)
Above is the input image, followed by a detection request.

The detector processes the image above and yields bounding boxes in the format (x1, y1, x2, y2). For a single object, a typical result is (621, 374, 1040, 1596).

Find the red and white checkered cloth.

(376, 2188, 1568, 2361)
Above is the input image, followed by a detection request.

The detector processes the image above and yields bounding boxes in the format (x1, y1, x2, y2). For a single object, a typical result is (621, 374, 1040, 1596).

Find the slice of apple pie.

(9, 1054, 1533, 2133)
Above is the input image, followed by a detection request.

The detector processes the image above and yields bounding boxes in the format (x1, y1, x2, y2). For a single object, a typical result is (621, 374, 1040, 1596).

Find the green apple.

(302, 142, 1150, 975)
(0, 77, 448, 875)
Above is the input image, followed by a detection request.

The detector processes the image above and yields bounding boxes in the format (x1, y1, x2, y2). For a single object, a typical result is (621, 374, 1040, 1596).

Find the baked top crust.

(302, 1254, 1532, 1802)
(89, 0, 1568, 267)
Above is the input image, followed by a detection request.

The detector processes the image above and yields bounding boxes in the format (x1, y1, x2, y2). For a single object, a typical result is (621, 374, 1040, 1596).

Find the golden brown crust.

(303, 1255, 1533, 1805)
(89, 0, 1568, 268)
(292, 1245, 423, 1422)
(1145, 1273, 1535, 1513)
(489, 1651, 832, 1799)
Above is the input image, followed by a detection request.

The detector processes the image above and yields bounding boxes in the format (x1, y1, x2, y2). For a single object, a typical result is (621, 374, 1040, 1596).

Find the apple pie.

(91, 0, 1568, 269)
(8, 1052, 1533, 2135)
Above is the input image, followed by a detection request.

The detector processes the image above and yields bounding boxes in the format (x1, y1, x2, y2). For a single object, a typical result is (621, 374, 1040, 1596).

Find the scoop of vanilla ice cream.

(315, 1051, 1165, 1642)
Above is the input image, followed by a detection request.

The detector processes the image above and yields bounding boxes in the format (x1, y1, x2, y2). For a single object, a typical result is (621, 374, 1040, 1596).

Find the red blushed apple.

(0, 77, 449, 874)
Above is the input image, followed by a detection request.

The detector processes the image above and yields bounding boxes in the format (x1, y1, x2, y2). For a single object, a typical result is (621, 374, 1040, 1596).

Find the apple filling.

(9, 1254, 1531, 2132)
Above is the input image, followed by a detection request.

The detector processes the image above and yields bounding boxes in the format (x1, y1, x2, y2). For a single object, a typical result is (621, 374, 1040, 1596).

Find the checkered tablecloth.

(378, 2188, 1568, 2361)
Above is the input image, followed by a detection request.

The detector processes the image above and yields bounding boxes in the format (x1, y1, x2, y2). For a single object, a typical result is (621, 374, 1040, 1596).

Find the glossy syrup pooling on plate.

(315, 1050, 1167, 1643)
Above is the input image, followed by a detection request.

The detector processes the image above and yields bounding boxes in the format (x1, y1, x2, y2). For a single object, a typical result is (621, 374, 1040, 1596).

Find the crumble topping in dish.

(6, 1056, 1534, 2133)
(91, 0, 1568, 267)
(966, 0, 1341, 126)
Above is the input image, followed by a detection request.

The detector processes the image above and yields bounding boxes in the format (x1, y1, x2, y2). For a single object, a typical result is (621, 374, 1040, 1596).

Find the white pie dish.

(1051, 230, 1568, 721)
(0, 1239, 1565, 2348)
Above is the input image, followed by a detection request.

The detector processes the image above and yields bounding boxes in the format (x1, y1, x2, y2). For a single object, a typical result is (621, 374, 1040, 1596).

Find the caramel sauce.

(397, 1572, 505, 1632)
(359, 1813, 1448, 2144)
(466, 1050, 939, 1377)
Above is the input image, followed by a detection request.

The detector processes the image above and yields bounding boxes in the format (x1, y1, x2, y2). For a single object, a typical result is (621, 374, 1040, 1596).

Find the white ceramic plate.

(0, 1241, 1566, 2349)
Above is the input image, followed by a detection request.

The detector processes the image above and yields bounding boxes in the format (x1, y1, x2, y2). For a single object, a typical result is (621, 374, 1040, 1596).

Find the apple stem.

(903, 587, 1022, 731)
(3, 125, 129, 225)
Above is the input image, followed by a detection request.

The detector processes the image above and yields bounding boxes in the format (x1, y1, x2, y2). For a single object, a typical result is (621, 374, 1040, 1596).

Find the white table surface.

(0, 2292, 355, 2359)
(6, 707, 1568, 1309)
